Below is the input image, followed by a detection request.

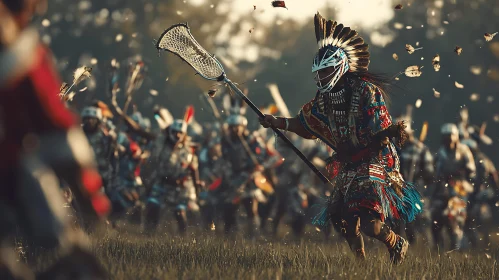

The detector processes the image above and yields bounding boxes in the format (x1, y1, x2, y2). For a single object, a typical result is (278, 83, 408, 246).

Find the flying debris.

(253, 5, 256, 11)
(484, 32, 498, 42)
(404, 65, 423, 77)
(432, 54, 441, 71)
(207, 89, 218, 97)
(115, 33, 123, 42)
(392, 53, 399, 61)
(41, 19, 50, 27)
(470, 65, 482, 75)
(455, 81, 464, 88)
(149, 89, 158, 96)
(433, 88, 441, 98)
(394, 4, 403, 10)
(406, 44, 422, 54)
(79, 86, 88, 92)
(454, 46, 463, 55)
(271, 1, 288, 9)
(415, 99, 422, 108)
(470, 93, 479, 101)
(73, 66, 92, 85)
(249, 27, 255, 34)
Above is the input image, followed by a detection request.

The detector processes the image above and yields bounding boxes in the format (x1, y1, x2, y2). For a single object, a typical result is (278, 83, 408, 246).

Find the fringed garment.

(299, 77, 423, 226)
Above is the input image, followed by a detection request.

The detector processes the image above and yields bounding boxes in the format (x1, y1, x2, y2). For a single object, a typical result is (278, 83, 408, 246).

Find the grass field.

(43, 224, 495, 280)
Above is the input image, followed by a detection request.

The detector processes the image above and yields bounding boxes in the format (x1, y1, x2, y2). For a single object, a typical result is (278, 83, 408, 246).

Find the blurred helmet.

(226, 114, 248, 126)
(81, 106, 103, 121)
(167, 119, 187, 142)
(441, 123, 459, 136)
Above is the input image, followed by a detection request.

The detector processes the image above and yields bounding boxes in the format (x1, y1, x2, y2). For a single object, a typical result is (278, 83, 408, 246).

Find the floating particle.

(454, 46, 463, 55)
(115, 34, 123, 42)
(484, 32, 497, 42)
(455, 81, 464, 88)
(41, 19, 50, 27)
(404, 65, 423, 77)
(394, 4, 403, 9)
(90, 58, 98, 65)
(394, 22, 404, 29)
(415, 99, 422, 108)
(432, 54, 440, 71)
(406, 26, 413, 30)
(149, 89, 158, 96)
(487, 96, 494, 103)
(79, 87, 88, 92)
(271, 1, 288, 9)
(433, 88, 441, 98)
(406, 44, 422, 54)
(392, 53, 399, 61)
(470, 93, 479, 101)
(443, 21, 449, 24)
(470, 65, 482, 75)
(494, 115, 499, 122)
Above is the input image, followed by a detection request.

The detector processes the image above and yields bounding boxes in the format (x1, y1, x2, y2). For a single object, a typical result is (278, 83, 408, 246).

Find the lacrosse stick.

(155, 23, 329, 184)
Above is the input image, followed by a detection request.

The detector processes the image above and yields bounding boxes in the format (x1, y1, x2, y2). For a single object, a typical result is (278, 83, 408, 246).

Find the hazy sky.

(187, 0, 396, 64)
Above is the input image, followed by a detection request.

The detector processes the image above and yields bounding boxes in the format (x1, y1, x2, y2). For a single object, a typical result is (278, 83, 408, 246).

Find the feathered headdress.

(314, 12, 370, 73)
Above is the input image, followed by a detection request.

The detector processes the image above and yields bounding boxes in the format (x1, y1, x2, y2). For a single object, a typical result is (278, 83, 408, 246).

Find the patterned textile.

(300, 78, 423, 224)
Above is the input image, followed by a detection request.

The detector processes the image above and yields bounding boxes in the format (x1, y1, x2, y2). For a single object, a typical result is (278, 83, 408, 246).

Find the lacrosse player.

(259, 12, 423, 264)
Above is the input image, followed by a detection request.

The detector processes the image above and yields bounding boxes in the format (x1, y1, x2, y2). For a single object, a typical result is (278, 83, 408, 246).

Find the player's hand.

(259, 114, 279, 128)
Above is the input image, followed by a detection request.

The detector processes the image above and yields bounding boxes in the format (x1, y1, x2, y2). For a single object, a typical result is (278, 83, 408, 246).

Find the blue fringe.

(311, 182, 423, 226)
(311, 195, 335, 227)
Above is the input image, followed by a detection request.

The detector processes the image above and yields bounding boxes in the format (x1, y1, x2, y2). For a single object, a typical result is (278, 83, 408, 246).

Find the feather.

(73, 66, 92, 85)
(331, 24, 344, 45)
(337, 27, 350, 43)
(321, 18, 327, 44)
(314, 13, 322, 43)
(325, 20, 333, 38)
(339, 30, 358, 48)
(346, 37, 365, 48)
(348, 44, 369, 52)
(332, 23, 343, 39)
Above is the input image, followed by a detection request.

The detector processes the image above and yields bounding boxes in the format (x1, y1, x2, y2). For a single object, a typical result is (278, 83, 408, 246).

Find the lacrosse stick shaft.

(224, 78, 330, 184)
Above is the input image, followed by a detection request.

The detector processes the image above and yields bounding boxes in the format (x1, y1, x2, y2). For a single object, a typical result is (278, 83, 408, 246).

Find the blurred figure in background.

(396, 109, 434, 244)
(0, 0, 109, 279)
(461, 123, 499, 249)
(145, 114, 203, 235)
(431, 123, 475, 250)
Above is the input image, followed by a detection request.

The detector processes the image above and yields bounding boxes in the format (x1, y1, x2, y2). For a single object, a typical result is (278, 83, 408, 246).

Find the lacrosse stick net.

(155, 24, 225, 81)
